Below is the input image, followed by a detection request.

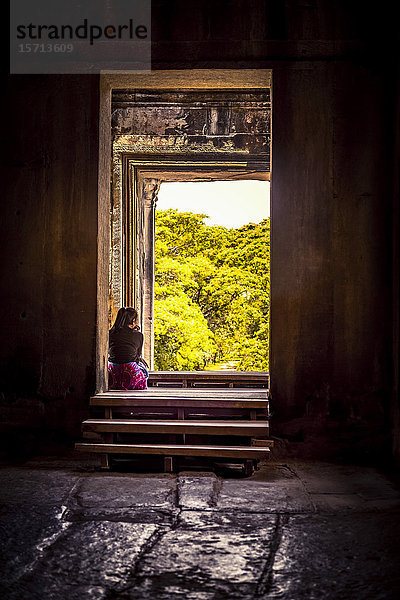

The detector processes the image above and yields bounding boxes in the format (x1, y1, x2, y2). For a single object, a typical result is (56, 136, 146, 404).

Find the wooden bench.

(75, 381, 273, 474)
(148, 370, 269, 388)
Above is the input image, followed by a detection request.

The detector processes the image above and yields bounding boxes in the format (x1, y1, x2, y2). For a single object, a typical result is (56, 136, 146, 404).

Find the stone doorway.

(98, 70, 272, 389)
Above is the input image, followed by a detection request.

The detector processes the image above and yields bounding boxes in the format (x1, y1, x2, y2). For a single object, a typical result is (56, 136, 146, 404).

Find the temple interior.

(1, 1, 400, 598)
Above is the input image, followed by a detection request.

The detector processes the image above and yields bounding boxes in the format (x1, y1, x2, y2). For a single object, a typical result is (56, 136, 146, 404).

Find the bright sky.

(156, 180, 270, 229)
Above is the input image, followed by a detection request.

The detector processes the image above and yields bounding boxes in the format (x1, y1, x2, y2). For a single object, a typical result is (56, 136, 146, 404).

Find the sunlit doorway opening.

(154, 179, 270, 372)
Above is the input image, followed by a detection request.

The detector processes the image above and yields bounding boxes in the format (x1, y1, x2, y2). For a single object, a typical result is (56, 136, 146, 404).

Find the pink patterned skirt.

(108, 361, 147, 390)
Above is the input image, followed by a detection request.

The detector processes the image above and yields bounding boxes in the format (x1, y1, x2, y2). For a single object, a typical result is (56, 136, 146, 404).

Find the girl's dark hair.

(110, 307, 138, 331)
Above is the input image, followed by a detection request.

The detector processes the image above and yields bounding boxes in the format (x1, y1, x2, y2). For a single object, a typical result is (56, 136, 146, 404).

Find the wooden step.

(96, 388, 267, 396)
(90, 390, 269, 410)
(77, 386, 272, 469)
(75, 442, 271, 459)
(82, 419, 270, 436)
(109, 408, 267, 418)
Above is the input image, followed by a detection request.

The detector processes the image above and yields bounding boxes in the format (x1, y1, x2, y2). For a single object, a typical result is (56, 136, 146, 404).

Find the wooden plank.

(114, 385, 267, 390)
(92, 391, 268, 398)
(183, 408, 269, 418)
(82, 419, 269, 436)
(251, 438, 274, 447)
(110, 409, 269, 426)
(90, 398, 269, 409)
(149, 371, 268, 380)
(110, 406, 268, 416)
(191, 383, 231, 388)
(164, 456, 174, 472)
(75, 442, 271, 459)
(94, 394, 268, 401)
(91, 389, 268, 403)
(95, 388, 268, 398)
(91, 389, 267, 401)
(100, 454, 110, 469)
(245, 459, 254, 476)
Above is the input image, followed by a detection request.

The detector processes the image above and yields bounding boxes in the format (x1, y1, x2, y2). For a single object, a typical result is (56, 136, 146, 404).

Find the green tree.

(154, 209, 270, 371)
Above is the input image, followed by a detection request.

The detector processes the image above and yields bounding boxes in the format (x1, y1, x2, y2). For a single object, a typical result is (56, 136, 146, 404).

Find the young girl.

(108, 307, 149, 390)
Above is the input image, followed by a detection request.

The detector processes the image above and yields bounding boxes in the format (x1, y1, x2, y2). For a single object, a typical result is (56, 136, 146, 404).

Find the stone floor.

(0, 453, 400, 599)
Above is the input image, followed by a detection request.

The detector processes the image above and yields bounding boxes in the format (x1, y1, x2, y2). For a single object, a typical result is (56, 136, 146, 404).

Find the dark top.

(108, 327, 144, 364)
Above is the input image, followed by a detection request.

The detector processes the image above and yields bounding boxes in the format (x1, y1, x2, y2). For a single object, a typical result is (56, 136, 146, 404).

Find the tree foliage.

(154, 209, 270, 371)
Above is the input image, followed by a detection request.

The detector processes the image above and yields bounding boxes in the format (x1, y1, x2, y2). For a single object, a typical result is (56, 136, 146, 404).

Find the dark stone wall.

(1, 76, 100, 438)
(1, 1, 399, 462)
(271, 62, 394, 459)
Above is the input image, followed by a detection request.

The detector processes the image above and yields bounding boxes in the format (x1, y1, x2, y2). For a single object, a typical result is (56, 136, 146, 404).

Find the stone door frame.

(97, 70, 272, 391)
(111, 154, 269, 368)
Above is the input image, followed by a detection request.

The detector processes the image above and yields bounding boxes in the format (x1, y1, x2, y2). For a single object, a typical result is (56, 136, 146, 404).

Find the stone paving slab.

(0, 467, 79, 505)
(290, 461, 400, 498)
(65, 505, 178, 524)
(125, 511, 278, 600)
(177, 473, 219, 510)
(0, 504, 68, 589)
(310, 491, 400, 513)
(216, 478, 314, 513)
(62, 473, 180, 524)
(284, 462, 400, 512)
(178, 465, 315, 514)
(72, 474, 177, 510)
(3, 521, 160, 600)
(269, 513, 400, 600)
